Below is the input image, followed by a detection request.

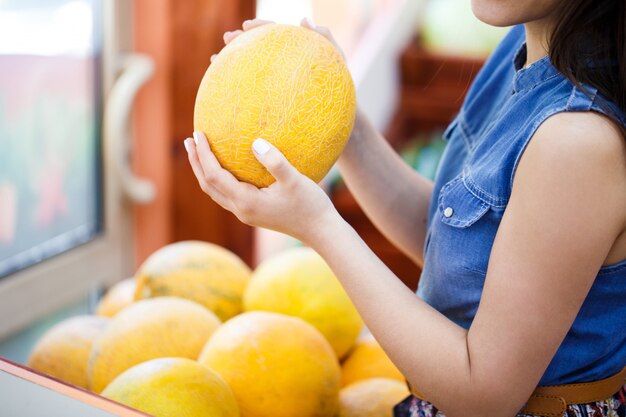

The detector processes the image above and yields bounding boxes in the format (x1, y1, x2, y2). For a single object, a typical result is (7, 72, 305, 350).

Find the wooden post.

(132, 0, 256, 267)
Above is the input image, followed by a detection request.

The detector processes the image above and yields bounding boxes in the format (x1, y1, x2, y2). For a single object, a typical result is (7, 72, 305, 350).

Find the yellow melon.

(198, 311, 340, 417)
(135, 241, 252, 321)
(243, 247, 362, 358)
(96, 278, 136, 317)
(102, 358, 239, 417)
(88, 297, 221, 393)
(27, 315, 108, 389)
(341, 333, 405, 387)
(339, 378, 410, 417)
(194, 23, 356, 187)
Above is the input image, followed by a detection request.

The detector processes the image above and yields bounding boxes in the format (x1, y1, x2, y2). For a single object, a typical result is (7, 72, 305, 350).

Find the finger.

(202, 181, 234, 212)
(185, 137, 209, 182)
(223, 29, 243, 44)
(210, 54, 217, 63)
(251, 138, 299, 184)
(301, 17, 317, 30)
(300, 18, 342, 53)
(242, 19, 273, 31)
(192, 131, 248, 197)
(189, 135, 262, 223)
(184, 138, 234, 211)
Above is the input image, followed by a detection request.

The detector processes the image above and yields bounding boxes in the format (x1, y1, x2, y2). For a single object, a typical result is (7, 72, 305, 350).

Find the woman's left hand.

(184, 131, 339, 244)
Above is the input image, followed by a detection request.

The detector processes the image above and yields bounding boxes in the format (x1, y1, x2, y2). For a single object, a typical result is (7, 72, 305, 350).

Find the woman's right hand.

(212, 17, 345, 63)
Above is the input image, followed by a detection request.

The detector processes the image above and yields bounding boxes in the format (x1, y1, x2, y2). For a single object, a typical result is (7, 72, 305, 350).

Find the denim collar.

(512, 43, 560, 93)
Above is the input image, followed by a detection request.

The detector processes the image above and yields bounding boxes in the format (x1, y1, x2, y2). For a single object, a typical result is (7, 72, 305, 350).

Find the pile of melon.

(27, 241, 410, 417)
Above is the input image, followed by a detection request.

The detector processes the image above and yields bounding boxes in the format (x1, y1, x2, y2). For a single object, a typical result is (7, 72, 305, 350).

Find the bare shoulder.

(532, 111, 626, 166)
(517, 110, 626, 229)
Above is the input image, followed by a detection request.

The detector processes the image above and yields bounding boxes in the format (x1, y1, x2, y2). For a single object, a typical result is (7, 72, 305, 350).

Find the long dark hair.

(549, 0, 626, 120)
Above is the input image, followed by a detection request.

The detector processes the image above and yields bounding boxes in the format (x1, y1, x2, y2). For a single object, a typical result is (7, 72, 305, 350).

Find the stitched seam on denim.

(565, 85, 597, 111)
(588, 86, 598, 103)
(597, 261, 626, 276)
(517, 72, 562, 95)
(520, 53, 551, 72)
(461, 264, 488, 276)
(464, 177, 508, 207)
(422, 229, 432, 260)
(508, 107, 568, 195)
(443, 116, 460, 140)
(442, 203, 489, 227)
(458, 117, 476, 150)
(585, 86, 626, 128)
(439, 178, 490, 227)
(462, 174, 508, 207)
(589, 92, 626, 125)
(566, 87, 577, 108)
(437, 177, 461, 215)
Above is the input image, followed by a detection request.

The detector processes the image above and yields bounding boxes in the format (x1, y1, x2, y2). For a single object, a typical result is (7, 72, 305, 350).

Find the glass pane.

(0, 0, 102, 278)
(0, 296, 93, 364)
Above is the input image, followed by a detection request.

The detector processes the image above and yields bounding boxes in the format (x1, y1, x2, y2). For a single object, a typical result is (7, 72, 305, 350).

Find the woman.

(184, 1, 626, 416)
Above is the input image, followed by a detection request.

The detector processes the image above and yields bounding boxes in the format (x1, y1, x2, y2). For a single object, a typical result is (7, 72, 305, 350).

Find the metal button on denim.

(443, 207, 453, 218)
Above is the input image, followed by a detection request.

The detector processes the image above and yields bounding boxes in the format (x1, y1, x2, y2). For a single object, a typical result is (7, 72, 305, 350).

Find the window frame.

(0, 0, 134, 339)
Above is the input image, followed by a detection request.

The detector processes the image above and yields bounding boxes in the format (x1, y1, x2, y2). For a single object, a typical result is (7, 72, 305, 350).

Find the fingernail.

(224, 31, 231, 38)
(243, 20, 250, 26)
(193, 131, 202, 146)
(252, 138, 271, 155)
(304, 17, 316, 29)
(184, 138, 192, 153)
(210, 54, 217, 62)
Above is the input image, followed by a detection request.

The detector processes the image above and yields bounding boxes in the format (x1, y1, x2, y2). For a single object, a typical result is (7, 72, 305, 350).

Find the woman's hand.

(192, 17, 346, 244)
(211, 17, 345, 64)
(184, 131, 340, 245)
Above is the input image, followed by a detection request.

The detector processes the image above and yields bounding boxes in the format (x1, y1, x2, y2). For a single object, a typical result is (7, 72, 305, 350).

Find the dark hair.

(549, 0, 626, 121)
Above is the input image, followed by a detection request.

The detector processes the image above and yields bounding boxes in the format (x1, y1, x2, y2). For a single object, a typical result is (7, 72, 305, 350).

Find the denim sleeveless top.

(416, 25, 626, 385)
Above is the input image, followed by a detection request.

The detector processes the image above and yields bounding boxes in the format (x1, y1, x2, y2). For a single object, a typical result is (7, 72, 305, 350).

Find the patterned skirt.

(393, 385, 626, 417)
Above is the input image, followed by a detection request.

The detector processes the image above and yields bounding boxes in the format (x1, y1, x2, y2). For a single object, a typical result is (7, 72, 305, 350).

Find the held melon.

(194, 23, 356, 187)
(102, 358, 239, 417)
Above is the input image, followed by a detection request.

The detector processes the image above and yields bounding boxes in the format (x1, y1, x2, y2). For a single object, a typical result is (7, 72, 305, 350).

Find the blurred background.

(0, 0, 505, 361)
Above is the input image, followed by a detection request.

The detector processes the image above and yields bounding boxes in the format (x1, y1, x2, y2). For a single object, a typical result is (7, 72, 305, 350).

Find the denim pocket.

(438, 176, 490, 228)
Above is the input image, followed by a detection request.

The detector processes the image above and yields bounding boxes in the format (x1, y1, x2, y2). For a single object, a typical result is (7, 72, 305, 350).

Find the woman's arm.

(311, 112, 626, 417)
(338, 109, 434, 266)
(185, 111, 626, 417)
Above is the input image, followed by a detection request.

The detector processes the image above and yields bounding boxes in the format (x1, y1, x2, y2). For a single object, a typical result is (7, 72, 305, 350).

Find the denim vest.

(416, 25, 626, 385)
